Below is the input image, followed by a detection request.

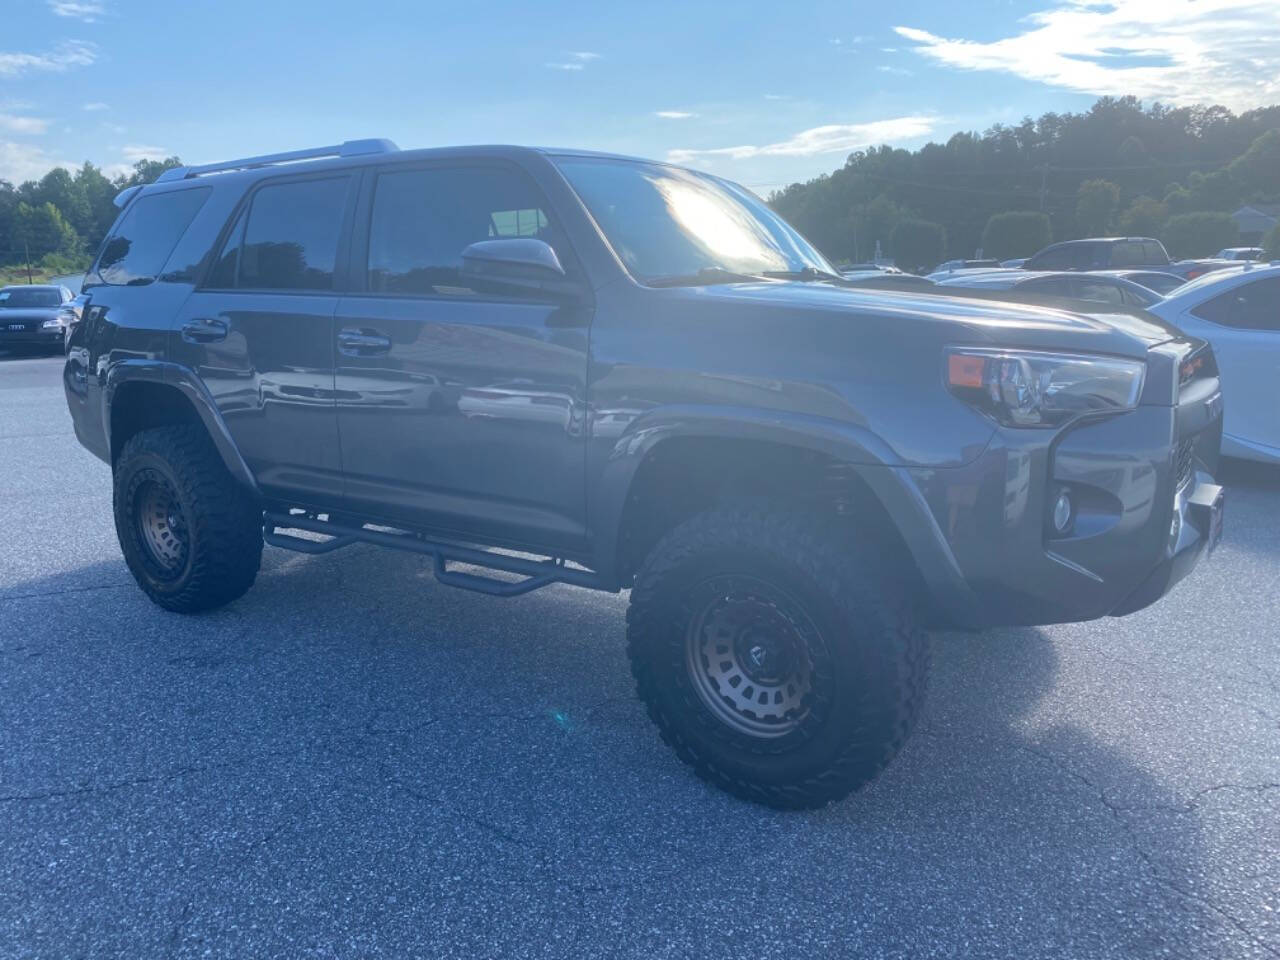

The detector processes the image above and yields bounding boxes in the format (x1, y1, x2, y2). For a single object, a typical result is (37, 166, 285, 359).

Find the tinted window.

(0, 287, 62, 307)
(232, 177, 349, 291)
(1192, 277, 1280, 331)
(1074, 277, 1125, 304)
(95, 187, 210, 286)
(207, 208, 247, 289)
(1018, 276, 1072, 296)
(1029, 245, 1083, 270)
(1131, 272, 1183, 295)
(1142, 241, 1168, 264)
(1110, 241, 1147, 268)
(366, 165, 567, 296)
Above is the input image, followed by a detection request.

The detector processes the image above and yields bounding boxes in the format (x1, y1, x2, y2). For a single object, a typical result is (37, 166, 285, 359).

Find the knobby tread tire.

(113, 424, 262, 613)
(626, 500, 930, 809)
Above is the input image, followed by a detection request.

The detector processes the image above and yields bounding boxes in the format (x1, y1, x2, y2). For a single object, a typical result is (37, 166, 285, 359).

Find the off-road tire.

(113, 424, 262, 613)
(626, 500, 929, 809)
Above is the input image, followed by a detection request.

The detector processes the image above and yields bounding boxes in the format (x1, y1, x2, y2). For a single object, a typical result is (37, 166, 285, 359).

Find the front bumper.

(0, 328, 64, 348)
(905, 355, 1223, 629)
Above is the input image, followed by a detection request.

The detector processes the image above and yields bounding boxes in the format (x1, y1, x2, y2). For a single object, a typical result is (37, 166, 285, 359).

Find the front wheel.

(626, 501, 929, 809)
(113, 424, 263, 613)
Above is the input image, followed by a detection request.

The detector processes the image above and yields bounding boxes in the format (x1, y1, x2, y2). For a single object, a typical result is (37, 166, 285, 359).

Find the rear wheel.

(627, 501, 929, 809)
(113, 425, 262, 613)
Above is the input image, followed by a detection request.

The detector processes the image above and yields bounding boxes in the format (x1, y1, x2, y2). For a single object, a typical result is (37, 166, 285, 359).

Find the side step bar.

(263, 511, 613, 598)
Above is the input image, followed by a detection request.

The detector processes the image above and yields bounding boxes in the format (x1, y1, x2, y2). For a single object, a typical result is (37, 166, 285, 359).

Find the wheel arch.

(104, 359, 259, 497)
(590, 406, 982, 628)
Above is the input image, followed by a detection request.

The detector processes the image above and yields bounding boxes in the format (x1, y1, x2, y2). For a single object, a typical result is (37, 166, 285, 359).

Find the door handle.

(181, 317, 229, 343)
(338, 327, 393, 356)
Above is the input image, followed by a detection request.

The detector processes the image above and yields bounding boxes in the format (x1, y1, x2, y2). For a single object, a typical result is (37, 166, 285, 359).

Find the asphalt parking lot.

(1, 349, 1277, 959)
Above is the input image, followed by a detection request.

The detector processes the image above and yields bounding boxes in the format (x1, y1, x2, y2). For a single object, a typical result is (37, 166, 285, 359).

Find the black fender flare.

(588, 404, 982, 628)
(102, 358, 260, 497)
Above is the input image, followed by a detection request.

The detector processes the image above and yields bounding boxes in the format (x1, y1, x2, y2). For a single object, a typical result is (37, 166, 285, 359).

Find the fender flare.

(588, 404, 982, 628)
(102, 358, 260, 497)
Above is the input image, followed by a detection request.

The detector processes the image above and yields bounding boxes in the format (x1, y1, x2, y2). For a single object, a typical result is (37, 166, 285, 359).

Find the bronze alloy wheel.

(683, 574, 827, 739)
(131, 468, 190, 580)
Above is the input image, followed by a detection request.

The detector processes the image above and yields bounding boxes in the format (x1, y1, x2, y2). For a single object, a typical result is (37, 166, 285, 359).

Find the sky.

(3, 0, 1279, 194)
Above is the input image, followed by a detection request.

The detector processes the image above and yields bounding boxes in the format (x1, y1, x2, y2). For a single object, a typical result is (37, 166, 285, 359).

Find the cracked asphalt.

(2, 350, 1278, 959)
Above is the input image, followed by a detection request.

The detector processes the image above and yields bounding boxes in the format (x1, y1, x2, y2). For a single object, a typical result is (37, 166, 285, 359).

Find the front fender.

(587, 404, 982, 627)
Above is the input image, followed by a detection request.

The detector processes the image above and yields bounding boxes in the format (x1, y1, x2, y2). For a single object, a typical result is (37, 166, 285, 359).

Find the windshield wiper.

(760, 267, 846, 284)
(645, 266, 769, 288)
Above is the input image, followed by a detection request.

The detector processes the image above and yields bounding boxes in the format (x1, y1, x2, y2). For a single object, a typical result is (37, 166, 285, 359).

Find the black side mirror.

(460, 239, 581, 299)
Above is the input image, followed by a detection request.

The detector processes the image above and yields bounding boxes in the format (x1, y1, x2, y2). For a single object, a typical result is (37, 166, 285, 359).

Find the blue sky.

(4, 0, 1279, 193)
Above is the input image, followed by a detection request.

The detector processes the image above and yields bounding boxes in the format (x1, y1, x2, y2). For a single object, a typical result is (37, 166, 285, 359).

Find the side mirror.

(460, 239, 580, 299)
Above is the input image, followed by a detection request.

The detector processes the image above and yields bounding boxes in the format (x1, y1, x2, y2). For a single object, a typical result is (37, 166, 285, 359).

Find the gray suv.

(65, 140, 1225, 808)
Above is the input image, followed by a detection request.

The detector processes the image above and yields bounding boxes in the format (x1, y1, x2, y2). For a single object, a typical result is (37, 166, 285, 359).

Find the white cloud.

(546, 50, 601, 71)
(0, 40, 96, 76)
(876, 65, 914, 76)
(655, 110, 696, 119)
(668, 115, 937, 163)
(82, 101, 109, 111)
(0, 141, 62, 183)
(48, 1, 105, 20)
(121, 144, 169, 163)
(895, 0, 1280, 111)
(0, 113, 49, 135)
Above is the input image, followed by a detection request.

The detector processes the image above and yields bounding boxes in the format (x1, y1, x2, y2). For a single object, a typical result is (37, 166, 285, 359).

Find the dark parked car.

(935, 269, 1164, 307)
(66, 141, 1224, 808)
(1023, 237, 1229, 280)
(0, 284, 78, 352)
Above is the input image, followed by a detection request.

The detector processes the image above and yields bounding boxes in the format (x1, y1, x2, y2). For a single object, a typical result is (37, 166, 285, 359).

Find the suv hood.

(682, 281, 1183, 357)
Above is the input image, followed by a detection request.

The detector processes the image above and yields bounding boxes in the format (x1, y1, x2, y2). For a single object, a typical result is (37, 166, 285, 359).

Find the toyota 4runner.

(65, 140, 1225, 808)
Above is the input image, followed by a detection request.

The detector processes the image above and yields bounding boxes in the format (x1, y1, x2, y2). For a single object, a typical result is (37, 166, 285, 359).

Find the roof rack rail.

(155, 138, 399, 182)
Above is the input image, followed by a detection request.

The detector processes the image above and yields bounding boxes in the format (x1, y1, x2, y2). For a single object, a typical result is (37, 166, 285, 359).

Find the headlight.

(945, 348, 1145, 428)
(42, 317, 65, 330)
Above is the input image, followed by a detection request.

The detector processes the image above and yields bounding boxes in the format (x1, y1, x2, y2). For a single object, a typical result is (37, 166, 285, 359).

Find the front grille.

(1174, 438, 1196, 490)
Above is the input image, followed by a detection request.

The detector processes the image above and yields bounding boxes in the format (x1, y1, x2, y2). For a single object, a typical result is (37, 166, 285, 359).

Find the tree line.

(0, 156, 182, 275)
(769, 97, 1280, 270)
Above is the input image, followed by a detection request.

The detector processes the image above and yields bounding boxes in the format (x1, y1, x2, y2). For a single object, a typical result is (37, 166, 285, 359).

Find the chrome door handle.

(181, 317, 229, 343)
(337, 327, 392, 356)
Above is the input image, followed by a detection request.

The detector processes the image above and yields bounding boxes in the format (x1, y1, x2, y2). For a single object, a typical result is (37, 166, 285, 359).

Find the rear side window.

(1110, 242, 1147, 268)
(365, 165, 567, 296)
(211, 177, 350, 291)
(1019, 276, 1072, 296)
(1074, 277, 1126, 304)
(95, 188, 210, 286)
(1029, 245, 1082, 271)
(1142, 241, 1168, 264)
(1192, 277, 1280, 331)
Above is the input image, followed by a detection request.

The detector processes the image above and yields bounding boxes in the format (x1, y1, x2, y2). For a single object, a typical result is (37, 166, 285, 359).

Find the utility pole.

(1038, 163, 1049, 213)
(24, 240, 33, 284)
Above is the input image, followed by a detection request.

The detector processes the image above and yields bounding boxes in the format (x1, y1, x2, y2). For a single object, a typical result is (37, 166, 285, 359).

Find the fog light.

(1169, 509, 1182, 548)
(1052, 489, 1073, 534)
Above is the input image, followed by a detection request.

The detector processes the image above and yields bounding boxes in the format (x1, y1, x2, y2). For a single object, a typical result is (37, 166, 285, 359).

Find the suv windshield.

(554, 156, 835, 284)
(0, 288, 61, 308)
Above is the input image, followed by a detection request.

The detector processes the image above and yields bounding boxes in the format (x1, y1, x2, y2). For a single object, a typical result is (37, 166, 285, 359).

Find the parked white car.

(1147, 263, 1280, 464)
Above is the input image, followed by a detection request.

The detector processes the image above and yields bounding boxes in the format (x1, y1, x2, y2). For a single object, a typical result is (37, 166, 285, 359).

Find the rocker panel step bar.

(263, 511, 611, 597)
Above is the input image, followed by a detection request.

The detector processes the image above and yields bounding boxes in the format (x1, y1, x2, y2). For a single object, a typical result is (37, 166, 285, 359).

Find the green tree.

(1263, 223, 1280, 260)
(890, 217, 946, 272)
(118, 156, 184, 188)
(1161, 212, 1238, 259)
(980, 211, 1051, 260)
(73, 162, 120, 251)
(11, 201, 81, 261)
(1229, 130, 1280, 199)
(1116, 196, 1167, 237)
(1076, 179, 1120, 236)
(1184, 169, 1239, 211)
